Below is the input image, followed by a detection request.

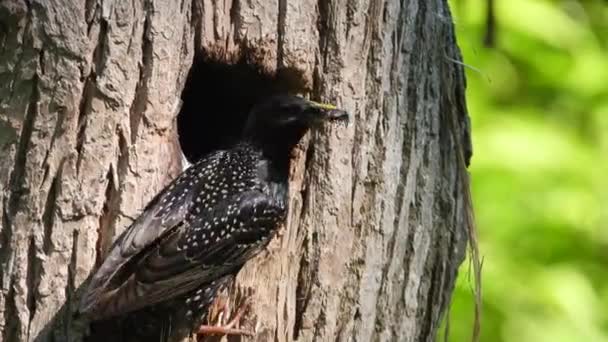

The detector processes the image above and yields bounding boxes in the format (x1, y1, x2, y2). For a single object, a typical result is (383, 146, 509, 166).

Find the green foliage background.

(442, 0, 608, 341)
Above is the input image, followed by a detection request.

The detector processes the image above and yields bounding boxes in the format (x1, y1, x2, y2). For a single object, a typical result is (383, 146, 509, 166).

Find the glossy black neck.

(244, 126, 308, 182)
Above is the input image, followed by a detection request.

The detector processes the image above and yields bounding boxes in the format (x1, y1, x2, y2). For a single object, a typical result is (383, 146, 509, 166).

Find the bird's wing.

(78, 151, 226, 316)
(81, 189, 284, 319)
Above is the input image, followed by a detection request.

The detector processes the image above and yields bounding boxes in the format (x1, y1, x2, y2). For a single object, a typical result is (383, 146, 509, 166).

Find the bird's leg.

(196, 325, 253, 337)
(206, 296, 227, 324)
(222, 298, 249, 329)
(197, 294, 253, 337)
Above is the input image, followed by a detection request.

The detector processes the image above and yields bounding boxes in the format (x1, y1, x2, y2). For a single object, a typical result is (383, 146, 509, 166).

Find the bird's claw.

(197, 293, 253, 340)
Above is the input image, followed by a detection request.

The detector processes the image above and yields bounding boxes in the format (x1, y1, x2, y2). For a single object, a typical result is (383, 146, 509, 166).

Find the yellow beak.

(308, 100, 338, 110)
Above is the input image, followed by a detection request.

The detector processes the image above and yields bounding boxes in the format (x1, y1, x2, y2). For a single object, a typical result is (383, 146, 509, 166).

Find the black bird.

(78, 95, 349, 341)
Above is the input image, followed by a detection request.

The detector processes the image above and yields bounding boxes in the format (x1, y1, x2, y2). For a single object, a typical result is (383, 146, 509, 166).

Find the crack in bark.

(311, 303, 326, 341)
(39, 85, 66, 192)
(333, 261, 360, 342)
(316, 0, 330, 70)
(26, 236, 39, 341)
(293, 225, 321, 340)
(129, 2, 152, 144)
(421, 189, 457, 340)
(5, 4, 35, 106)
(76, 14, 108, 173)
(42, 170, 61, 255)
(291, 139, 316, 340)
(191, 0, 202, 52)
(292, 240, 311, 340)
(389, 3, 406, 91)
(25, 166, 62, 340)
(418, 247, 443, 341)
(95, 166, 119, 267)
(1, 276, 17, 342)
(75, 78, 93, 174)
(93, 126, 130, 266)
(439, 184, 468, 341)
(8, 74, 39, 216)
(65, 229, 79, 339)
(292, 258, 305, 337)
(397, 201, 422, 337)
(276, 0, 286, 69)
(85, 0, 99, 35)
(1, 69, 39, 339)
(38, 47, 46, 75)
(0, 75, 39, 342)
(230, 0, 241, 42)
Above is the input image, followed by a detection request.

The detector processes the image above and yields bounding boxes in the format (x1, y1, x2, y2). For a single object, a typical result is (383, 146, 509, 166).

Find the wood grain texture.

(0, 0, 472, 341)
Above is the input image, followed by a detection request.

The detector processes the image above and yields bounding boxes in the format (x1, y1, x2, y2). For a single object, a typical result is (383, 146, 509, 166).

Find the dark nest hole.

(178, 54, 306, 163)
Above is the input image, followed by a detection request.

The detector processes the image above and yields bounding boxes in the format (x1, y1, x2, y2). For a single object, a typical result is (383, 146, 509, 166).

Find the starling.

(78, 95, 349, 341)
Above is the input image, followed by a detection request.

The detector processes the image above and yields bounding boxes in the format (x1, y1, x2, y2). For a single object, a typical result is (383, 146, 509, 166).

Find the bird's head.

(243, 95, 349, 153)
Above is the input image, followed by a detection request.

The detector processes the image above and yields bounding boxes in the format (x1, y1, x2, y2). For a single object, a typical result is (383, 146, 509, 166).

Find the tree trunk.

(0, 0, 473, 342)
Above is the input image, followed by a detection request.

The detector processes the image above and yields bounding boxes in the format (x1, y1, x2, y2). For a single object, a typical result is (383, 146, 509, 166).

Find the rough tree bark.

(0, 0, 473, 341)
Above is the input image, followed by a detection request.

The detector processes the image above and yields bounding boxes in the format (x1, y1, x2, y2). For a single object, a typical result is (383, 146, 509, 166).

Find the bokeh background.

(441, 0, 608, 341)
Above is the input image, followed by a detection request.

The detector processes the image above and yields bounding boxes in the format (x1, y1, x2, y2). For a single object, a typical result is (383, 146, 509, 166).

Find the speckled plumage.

(79, 95, 349, 341)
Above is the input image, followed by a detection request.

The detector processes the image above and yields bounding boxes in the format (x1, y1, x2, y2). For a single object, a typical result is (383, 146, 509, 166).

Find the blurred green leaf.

(444, 0, 608, 341)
